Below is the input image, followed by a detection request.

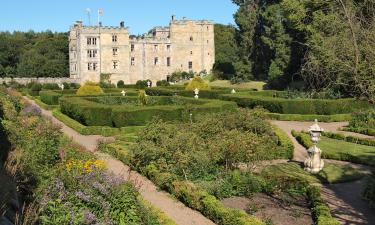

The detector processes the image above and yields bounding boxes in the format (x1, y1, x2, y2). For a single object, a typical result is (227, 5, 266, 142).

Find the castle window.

(154, 57, 159, 66)
(87, 63, 92, 71)
(188, 61, 193, 70)
(167, 57, 171, 67)
(112, 35, 118, 43)
(113, 48, 118, 56)
(87, 50, 97, 58)
(207, 40, 209, 44)
(167, 45, 171, 51)
(131, 44, 135, 52)
(113, 61, 119, 70)
(190, 51, 193, 55)
(207, 26, 209, 31)
(87, 37, 97, 46)
(154, 45, 158, 51)
(73, 63, 77, 71)
(131, 57, 135, 66)
(93, 63, 97, 71)
(190, 36, 193, 41)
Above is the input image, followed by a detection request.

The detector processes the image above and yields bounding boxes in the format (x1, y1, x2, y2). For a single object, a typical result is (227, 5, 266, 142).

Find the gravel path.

(24, 97, 215, 225)
(271, 120, 375, 225)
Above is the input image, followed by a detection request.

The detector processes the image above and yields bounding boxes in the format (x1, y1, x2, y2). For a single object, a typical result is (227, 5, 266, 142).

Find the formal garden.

(0, 77, 374, 225)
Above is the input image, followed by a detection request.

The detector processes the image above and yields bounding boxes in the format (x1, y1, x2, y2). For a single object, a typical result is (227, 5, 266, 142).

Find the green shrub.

(272, 125, 294, 159)
(59, 96, 237, 127)
(117, 80, 125, 88)
(185, 76, 211, 91)
(156, 80, 170, 87)
(307, 186, 340, 225)
(220, 93, 372, 115)
(28, 82, 42, 96)
(136, 80, 152, 88)
(322, 132, 375, 146)
(76, 82, 104, 96)
(349, 109, 375, 129)
(40, 90, 62, 105)
(267, 113, 351, 122)
(59, 97, 112, 126)
(291, 130, 313, 149)
(341, 127, 375, 136)
(42, 83, 60, 90)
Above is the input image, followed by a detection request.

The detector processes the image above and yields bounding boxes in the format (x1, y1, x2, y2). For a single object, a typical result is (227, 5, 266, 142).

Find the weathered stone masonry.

(69, 15, 215, 85)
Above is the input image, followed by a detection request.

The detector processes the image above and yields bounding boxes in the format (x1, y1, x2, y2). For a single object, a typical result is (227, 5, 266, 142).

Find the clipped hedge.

(307, 185, 340, 225)
(40, 90, 62, 105)
(220, 93, 372, 115)
(272, 125, 294, 159)
(267, 113, 351, 122)
(322, 132, 375, 147)
(59, 96, 237, 127)
(291, 130, 313, 149)
(341, 127, 375, 137)
(145, 87, 232, 99)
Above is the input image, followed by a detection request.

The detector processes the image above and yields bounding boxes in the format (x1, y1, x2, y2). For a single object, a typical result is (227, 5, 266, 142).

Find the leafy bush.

(99, 81, 116, 88)
(156, 80, 170, 87)
(349, 109, 375, 130)
(117, 80, 125, 88)
(185, 76, 211, 91)
(76, 82, 104, 96)
(170, 71, 194, 82)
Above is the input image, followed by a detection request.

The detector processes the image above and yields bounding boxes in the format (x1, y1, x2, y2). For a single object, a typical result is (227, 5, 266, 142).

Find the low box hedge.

(272, 125, 294, 159)
(220, 93, 372, 115)
(267, 113, 351, 122)
(322, 131, 375, 147)
(341, 127, 375, 137)
(59, 96, 237, 127)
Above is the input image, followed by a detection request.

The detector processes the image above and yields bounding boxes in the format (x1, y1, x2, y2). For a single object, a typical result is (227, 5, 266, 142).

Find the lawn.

(317, 163, 365, 184)
(209, 80, 266, 90)
(318, 137, 375, 167)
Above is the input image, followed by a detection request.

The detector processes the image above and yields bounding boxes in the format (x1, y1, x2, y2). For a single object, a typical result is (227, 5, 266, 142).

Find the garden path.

(271, 120, 375, 225)
(23, 97, 215, 225)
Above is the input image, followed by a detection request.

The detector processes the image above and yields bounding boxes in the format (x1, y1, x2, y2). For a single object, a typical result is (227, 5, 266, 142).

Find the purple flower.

(75, 191, 91, 202)
(82, 209, 97, 224)
(21, 104, 42, 116)
(92, 182, 109, 195)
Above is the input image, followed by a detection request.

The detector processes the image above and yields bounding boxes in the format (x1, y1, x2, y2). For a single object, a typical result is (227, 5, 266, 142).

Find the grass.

(261, 162, 320, 184)
(209, 80, 266, 90)
(318, 136, 375, 167)
(317, 163, 364, 184)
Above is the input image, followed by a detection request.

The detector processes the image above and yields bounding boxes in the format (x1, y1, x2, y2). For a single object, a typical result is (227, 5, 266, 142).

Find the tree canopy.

(0, 31, 69, 78)
(213, 0, 375, 101)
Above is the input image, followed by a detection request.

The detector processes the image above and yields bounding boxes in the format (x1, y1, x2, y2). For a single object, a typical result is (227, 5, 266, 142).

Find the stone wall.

(0, 77, 80, 85)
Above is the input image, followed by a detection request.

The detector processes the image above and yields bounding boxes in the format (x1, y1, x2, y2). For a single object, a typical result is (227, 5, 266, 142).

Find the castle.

(69, 15, 215, 85)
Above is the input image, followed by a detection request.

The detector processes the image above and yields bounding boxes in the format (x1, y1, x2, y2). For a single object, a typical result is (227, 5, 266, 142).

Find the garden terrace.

(59, 95, 237, 127)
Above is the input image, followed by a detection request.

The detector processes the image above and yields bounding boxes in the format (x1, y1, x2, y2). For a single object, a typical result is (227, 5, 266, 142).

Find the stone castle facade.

(69, 16, 215, 85)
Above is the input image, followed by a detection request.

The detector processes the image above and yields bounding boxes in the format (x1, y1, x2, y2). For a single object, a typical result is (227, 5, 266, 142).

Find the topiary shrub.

(117, 80, 125, 88)
(185, 76, 211, 91)
(76, 82, 104, 96)
(156, 80, 170, 87)
(28, 83, 43, 96)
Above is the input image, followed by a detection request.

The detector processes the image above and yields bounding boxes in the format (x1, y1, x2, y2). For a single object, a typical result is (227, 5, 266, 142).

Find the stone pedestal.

(304, 145, 324, 173)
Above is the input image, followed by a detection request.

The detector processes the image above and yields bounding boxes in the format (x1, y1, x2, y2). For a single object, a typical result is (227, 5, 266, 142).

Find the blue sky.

(0, 0, 238, 34)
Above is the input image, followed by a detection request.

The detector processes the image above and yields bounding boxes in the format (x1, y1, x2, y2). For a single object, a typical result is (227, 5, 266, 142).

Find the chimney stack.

(120, 21, 125, 28)
(171, 15, 176, 21)
(75, 20, 83, 27)
(99, 22, 102, 27)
